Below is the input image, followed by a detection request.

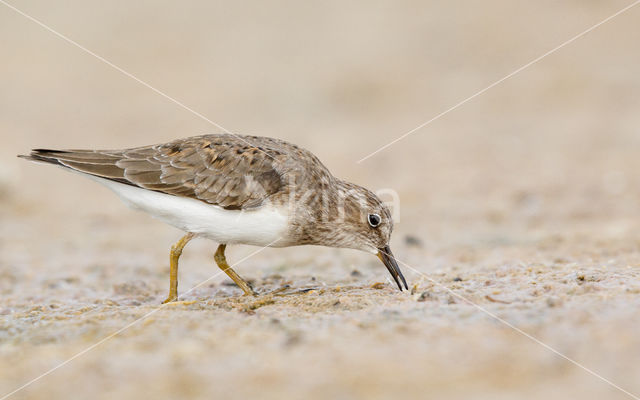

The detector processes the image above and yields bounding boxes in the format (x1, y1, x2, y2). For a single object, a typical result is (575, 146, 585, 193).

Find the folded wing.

(20, 135, 287, 210)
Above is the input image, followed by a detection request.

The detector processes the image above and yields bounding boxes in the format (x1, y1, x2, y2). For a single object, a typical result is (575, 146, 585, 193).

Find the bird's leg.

(214, 244, 257, 296)
(162, 233, 195, 304)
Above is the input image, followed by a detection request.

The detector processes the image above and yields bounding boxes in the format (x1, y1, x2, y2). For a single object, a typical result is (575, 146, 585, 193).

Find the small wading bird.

(20, 134, 407, 303)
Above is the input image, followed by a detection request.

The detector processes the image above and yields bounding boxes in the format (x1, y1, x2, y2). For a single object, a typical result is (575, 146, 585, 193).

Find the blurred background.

(1, 1, 639, 399)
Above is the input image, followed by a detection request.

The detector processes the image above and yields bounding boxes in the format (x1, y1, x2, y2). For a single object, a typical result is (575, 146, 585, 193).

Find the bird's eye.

(368, 213, 381, 228)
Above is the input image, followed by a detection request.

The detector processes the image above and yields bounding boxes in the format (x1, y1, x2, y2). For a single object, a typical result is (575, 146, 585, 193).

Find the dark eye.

(368, 213, 381, 228)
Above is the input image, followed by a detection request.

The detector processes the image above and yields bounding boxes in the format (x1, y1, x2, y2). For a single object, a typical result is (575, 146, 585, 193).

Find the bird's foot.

(161, 295, 177, 304)
(260, 284, 320, 296)
(243, 288, 259, 297)
(266, 285, 291, 295)
(164, 300, 198, 306)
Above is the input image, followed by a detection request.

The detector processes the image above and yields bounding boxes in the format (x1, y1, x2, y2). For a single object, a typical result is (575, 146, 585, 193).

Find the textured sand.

(1, 1, 640, 399)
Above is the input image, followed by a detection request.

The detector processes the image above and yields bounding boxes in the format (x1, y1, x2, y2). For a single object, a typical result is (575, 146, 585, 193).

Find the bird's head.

(314, 181, 408, 291)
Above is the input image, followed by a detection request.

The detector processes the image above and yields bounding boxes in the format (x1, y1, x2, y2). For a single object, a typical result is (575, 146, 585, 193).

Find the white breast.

(90, 176, 290, 247)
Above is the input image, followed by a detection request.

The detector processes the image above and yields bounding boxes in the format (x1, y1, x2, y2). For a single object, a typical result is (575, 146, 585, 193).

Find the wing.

(21, 135, 294, 210)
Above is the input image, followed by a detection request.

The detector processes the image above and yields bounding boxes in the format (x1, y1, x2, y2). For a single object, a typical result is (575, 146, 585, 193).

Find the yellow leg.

(214, 244, 257, 296)
(162, 233, 195, 304)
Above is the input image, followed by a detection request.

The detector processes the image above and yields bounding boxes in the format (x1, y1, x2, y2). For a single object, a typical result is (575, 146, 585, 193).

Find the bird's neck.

(285, 179, 365, 248)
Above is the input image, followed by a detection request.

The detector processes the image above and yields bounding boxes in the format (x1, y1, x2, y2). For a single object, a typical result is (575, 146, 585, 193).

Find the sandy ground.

(1, 1, 640, 399)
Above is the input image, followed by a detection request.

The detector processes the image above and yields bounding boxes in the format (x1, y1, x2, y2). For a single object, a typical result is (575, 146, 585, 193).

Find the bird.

(19, 134, 407, 303)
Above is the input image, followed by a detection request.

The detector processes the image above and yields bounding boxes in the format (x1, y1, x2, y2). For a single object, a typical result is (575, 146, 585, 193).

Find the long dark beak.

(377, 245, 408, 291)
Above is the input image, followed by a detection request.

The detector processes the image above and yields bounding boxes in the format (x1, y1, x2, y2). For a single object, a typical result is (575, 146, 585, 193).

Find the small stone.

(417, 291, 434, 302)
(404, 235, 423, 248)
(546, 297, 562, 307)
(410, 284, 419, 295)
(284, 332, 302, 347)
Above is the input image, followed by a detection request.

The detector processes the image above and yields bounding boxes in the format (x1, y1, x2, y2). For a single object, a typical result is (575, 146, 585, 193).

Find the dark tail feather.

(18, 149, 130, 185)
(17, 150, 66, 166)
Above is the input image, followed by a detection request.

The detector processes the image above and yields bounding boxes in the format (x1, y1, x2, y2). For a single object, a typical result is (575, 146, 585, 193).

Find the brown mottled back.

(20, 134, 333, 210)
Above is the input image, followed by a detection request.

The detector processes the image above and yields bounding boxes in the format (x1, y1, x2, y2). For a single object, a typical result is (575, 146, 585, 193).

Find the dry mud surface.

(2, 1, 640, 399)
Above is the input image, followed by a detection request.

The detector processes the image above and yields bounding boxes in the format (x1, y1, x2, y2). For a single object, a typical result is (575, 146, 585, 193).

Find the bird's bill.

(377, 245, 408, 291)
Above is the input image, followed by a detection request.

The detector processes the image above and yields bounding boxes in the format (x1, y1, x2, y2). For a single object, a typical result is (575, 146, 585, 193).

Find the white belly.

(90, 176, 290, 247)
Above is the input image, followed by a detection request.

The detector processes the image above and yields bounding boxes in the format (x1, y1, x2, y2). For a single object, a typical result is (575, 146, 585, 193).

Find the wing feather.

(21, 134, 324, 210)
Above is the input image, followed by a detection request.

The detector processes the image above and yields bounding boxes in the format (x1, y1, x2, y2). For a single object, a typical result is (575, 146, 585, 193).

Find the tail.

(18, 149, 131, 186)
(18, 149, 67, 167)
